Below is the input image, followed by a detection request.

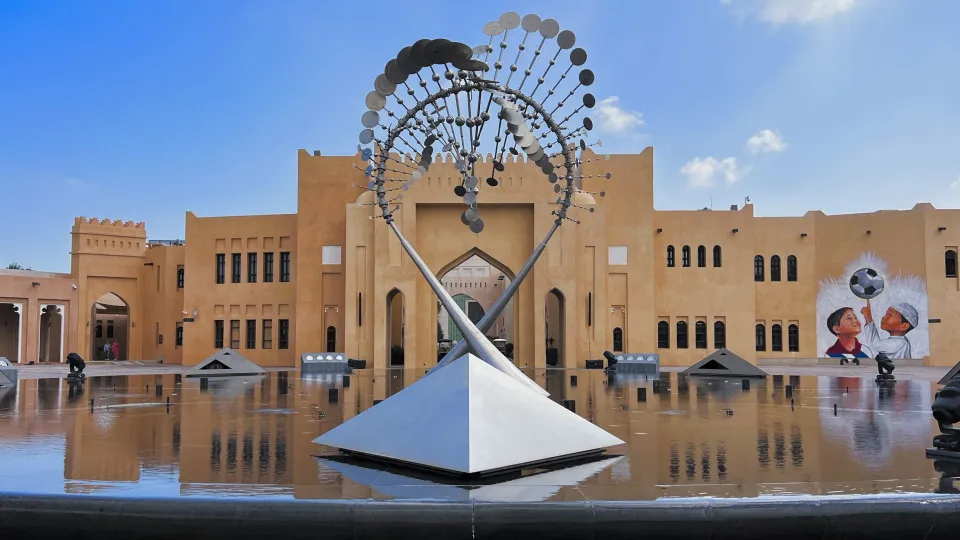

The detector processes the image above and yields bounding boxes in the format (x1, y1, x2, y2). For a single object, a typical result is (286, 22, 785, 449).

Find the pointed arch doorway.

(545, 289, 565, 367)
(90, 292, 129, 361)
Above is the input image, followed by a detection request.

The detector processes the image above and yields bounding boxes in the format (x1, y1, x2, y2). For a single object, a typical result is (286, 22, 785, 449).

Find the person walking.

(111, 339, 120, 361)
(103, 341, 111, 361)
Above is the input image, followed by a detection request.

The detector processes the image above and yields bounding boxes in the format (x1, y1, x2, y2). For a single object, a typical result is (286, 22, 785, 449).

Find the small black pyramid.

(682, 348, 768, 378)
(186, 348, 266, 378)
(938, 360, 960, 385)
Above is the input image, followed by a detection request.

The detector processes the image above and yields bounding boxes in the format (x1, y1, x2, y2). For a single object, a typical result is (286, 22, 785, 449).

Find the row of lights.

(657, 227, 950, 236)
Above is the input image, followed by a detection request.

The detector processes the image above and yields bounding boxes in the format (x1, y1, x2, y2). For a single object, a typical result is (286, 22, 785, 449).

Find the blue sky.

(1, 0, 958, 272)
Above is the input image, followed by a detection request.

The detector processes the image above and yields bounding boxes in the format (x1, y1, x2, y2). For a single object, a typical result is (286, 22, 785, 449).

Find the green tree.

(6, 262, 26, 270)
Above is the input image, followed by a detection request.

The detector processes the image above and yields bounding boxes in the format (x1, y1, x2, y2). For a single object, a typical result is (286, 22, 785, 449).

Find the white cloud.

(680, 157, 750, 188)
(594, 96, 644, 134)
(746, 129, 788, 154)
(722, 0, 856, 25)
(950, 176, 960, 190)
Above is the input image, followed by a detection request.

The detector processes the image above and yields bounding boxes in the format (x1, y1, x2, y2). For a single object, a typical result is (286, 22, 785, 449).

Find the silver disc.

(464, 176, 478, 189)
(365, 91, 386, 111)
(483, 21, 504, 36)
(499, 12, 521, 30)
(461, 211, 471, 225)
(539, 18, 560, 39)
(359, 129, 374, 144)
(579, 69, 595, 86)
(367, 180, 375, 190)
(411, 170, 423, 181)
(523, 138, 541, 152)
(528, 147, 545, 162)
(557, 30, 576, 49)
(361, 110, 380, 128)
(548, 172, 558, 183)
(521, 14, 541, 32)
(570, 48, 587, 66)
(514, 131, 536, 148)
(375, 74, 396, 96)
(541, 163, 554, 175)
(465, 207, 479, 221)
(469, 218, 484, 234)
(361, 148, 374, 161)
(402, 183, 410, 191)
(472, 45, 486, 56)
(364, 164, 374, 176)
(455, 159, 466, 171)
(463, 191, 477, 205)
(554, 184, 561, 193)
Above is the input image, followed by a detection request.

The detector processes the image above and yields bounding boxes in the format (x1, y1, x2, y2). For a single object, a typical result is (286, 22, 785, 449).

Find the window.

(714, 321, 726, 348)
(755, 323, 766, 351)
(177, 266, 184, 289)
(262, 319, 273, 349)
(264, 252, 274, 283)
(246, 320, 256, 349)
(754, 255, 765, 282)
(666, 246, 675, 267)
(175, 323, 183, 347)
(280, 252, 291, 282)
(713, 245, 722, 267)
(947, 250, 958, 278)
(230, 320, 240, 349)
(247, 253, 258, 283)
(216, 254, 226, 284)
(96, 321, 103, 338)
(788, 324, 799, 352)
(657, 321, 669, 348)
(682, 246, 691, 267)
(214, 320, 224, 349)
(697, 246, 706, 268)
(326, 326, 337, 352)
(770, 255, 781, 282)
(107, 321, 114, 339)
(279, 319, 290, 349)
(771, 323, 782, 351)
(613, 327, 623, 352)
(231, 253, 241, 283)
(676, 321, 688, 349)
(695, 321, 707, 349)
(787, 255, 798, 281)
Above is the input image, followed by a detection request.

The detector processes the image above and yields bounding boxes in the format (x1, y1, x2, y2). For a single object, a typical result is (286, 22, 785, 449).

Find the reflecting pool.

(0, 369, 953, 501)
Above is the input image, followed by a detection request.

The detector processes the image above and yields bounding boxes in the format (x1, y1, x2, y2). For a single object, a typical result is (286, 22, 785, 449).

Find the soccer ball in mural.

(849, 267, 885, 299)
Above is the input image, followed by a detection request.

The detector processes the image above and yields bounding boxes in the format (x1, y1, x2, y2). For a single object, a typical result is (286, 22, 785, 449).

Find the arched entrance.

(0, 303, 22, 362)
(91, 292, 129, 361)
(38, 304, 64, 363)
(436, 251, 516, 363)
(386, 288, 405, 366)
(545, 289, 565, 367)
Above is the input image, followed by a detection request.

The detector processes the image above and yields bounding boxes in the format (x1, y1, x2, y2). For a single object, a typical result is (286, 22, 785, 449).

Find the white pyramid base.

(313, 353, 625, 476)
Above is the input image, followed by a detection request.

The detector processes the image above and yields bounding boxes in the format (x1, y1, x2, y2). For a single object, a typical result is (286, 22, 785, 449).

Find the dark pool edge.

(3, 492, 960, 539)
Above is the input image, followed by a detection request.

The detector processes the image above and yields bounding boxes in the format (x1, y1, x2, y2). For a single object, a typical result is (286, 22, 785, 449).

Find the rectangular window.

(657, 322, 669, 348)
(214, 320, 224, 349)
(279, 319, 289, 349)
(246, 320, 257, 349)
(231, 253, 242, 283)
(280, 252, 291, 282)
(247, 252, 258, 283)
(177, 266, 184, 289)
(263, 252, 274, 282)
(262, 319, 273, 349)
(175, 323, 183, 347)
(230, 320, 240, 349)
(216, 254, 225, 284)
(788, 324, 799, 352)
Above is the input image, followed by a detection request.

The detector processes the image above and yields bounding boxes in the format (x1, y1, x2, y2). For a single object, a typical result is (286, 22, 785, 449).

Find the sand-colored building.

(2, 147, 959, 369)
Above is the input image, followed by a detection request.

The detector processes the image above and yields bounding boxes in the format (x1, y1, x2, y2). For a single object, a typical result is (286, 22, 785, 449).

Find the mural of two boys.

(825, 300, 919, 360)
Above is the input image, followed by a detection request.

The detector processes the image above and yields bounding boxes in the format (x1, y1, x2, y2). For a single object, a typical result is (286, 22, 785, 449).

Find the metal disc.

(454, 185, 467, 197)
(493, 160, 505, 172)
(483, 21, 504, 36)
(424, 39, 452, 64)
(410, 38, 432, 67)
(364, 164, 374, 176)
(424, 134, 437, 146)
(465, 207, 479, 221)
(509, 147, 519, 156)
(396, 46, 418, 75)
(463, 191, 477, 205)
(499, 12, 521, 30)
(521, 14, 541, 32)
(539, 18, 560, 39)
(523, 137, 541, 152)
(361, 148, 374, 161)
(464, 176, 478, 189)
(579, 139, 587, 151)
(374, 74, 396, 96)
(469, 218, 484, 234)
(514, 131, 536, 148)
(548, 172, 558, 183)
(365, 91, 386, 111)
(554, 184, 563, 194)
(461, 211, 471, 225)
(535, 156, 550, 167)
(579, 69, 595, 86)
(605, 172, 612, 179)
(422, 146, 434, 158)
(472, 45, 487, 56)
(361, 110, 380, 128)
(455, 159, 466, 171)
(557, 30, 576, 49)
(583, 93, 596, 108)
(541, 163, 554, 175)
(359, 129, 374, 144)
(452, 59, 489, 72)
(570, 48, 587, 66)
(441, 41, 474, 63)
(583, 117, 594, 131)
(486, 177, 499, 186)
(599, 191, 606, 197)
(411, 170, 423, 181)
(402, 183, 410, 191)
(368, 180, 375, 190)
(385, 59, 408, 84)
(528, 147, 545, 162)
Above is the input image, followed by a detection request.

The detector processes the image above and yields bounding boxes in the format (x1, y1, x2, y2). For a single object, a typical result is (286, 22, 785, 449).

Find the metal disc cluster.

(355, 11, 614, 232)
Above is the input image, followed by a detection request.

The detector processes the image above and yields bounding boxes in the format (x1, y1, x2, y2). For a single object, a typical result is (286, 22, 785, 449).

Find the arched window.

(754, 255, 765, 282)
(714, 321, 726, 348)
(755, 323, 766, 351)
(326, 326, 337, 352)
(676, 321, 688, 349)
(770, 256, 781, 282)
(771, 323, 783, 351)
(695, 321, 707, 349)
(613, 327, 624, 352)
(788, 324, 799, 352)
(107, 321, 115, 339)
(713, 245, 722, 267)
(657, 321, 669, 348)
(787, 255, 798, 282)
(666, 246, 675, 267)
(682, 246, 691, 267)
(697, 246, 706, 268)
(95, 321, 103, 339)
(947, 249, 958, 278)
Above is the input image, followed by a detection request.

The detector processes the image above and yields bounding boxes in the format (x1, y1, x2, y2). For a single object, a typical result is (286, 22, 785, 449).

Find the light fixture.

(732, 228, 739, 234)
(939, 226, 947, 232)
(656, 228, 663, 233)
(800, 233, 808, 238)
(31, 282, 40, 287)
(867, 230, 872, 235)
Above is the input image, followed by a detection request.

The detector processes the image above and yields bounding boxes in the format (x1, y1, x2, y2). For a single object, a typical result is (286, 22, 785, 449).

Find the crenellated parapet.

(74, 217, 146, 229)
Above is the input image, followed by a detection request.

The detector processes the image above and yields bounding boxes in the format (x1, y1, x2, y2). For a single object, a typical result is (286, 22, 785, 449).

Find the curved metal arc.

(386, 221, 548, 396)
(427, 221, 561, 375)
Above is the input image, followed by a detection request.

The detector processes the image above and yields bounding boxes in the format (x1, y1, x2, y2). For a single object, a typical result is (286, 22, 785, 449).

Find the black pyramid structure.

(681, 348, 768, 378)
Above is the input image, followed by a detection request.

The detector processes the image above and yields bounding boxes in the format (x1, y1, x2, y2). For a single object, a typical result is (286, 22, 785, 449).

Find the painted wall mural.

(816, 252, 929, 360)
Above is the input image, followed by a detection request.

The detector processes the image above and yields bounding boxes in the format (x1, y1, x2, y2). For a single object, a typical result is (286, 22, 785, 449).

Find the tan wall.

(0, 269, 79, 363)
(140, 245, 186, 364)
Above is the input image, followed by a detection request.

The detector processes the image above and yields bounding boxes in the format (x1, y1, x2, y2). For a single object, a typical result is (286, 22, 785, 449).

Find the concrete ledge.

(3, 493, 960, 539)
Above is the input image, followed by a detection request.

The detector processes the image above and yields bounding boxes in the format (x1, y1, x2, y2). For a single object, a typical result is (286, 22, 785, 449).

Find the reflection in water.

(0, 370, 944, 501)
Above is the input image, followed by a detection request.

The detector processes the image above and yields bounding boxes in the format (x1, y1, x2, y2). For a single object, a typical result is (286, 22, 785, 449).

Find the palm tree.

(5, 262, 27, 270)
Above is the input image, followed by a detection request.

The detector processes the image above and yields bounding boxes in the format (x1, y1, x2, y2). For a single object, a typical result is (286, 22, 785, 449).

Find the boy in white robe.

(860, 300, 918, 359)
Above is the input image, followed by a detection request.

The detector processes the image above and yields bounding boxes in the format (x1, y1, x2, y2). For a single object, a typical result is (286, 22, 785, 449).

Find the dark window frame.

(278, 319, 289, 350)
(326, 326, 337, 352)
(177, 266, 184, 289)
(695, 321, 707, 349)
(230, 320, 240, 349)
(657, 321, 669, 348)
(666, 246, 675, 267)
(613, 327, 624, 352)
(247, 252, 258, 283)
(231, 253, 242, 283)
(246, 320, 257, 349)
(697, 245, 706, 268)
(787, 255, 798, 281)
(175, 323, 183, 347)
(262, 319, 273, 349)
(216, 254, 226, 284)
(713, 245, 722, 267)
(264, 252, 275, 283)
(788, 324, 799, 352)
(676, 321, 688, 349)
(947, 249, 958, 278)
(755, 323, 766, 351)
(754, 255, 765, 282)
(714, 321, 726, 348)
(771, 323, 783, 352)
(214, 320, 224, 349)
(280, 252, 291, 282)
(770, 255, 782, 282)
(682, 245, 691, 268)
